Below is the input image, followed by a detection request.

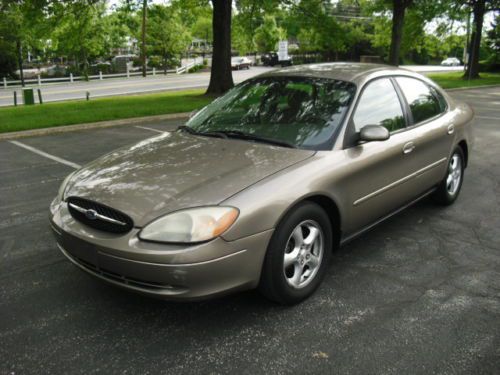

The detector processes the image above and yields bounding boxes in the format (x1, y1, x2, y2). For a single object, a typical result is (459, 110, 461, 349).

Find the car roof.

(258, 62, 421, 86)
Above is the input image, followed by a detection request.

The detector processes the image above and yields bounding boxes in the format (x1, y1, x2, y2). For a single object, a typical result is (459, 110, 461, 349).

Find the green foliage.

(253, 15, 286, 53)
(192, 16, 212, 42)
(0, 7, 18, 78)
(147, 5, 191, 69)
(1, 0, 497, 80)
(51, 1, 108, 76)
(483, 15, 500, 71)
(0, 1, 49, 78)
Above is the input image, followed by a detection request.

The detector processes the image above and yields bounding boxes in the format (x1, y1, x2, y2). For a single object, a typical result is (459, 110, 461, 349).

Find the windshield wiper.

(177, 126, 228, 139)
(178, 126, 296, 148)
(215, 130, 297, 149)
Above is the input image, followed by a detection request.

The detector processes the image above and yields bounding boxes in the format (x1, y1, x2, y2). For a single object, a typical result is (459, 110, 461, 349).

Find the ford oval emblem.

(85, 209, 98, 220)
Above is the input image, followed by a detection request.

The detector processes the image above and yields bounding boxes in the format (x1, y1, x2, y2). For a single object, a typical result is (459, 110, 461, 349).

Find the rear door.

(393, 76, 453, 192)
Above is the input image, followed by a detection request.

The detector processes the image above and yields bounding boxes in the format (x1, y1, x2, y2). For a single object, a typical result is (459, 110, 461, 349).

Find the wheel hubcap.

(446, 153, 462, 195)
(283, 220, 324, 289)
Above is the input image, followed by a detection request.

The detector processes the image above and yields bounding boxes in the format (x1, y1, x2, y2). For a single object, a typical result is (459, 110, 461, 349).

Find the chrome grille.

(67, 197, 133, 234)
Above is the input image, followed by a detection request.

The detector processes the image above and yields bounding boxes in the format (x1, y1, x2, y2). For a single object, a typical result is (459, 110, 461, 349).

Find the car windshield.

(185, 76, 355, 150)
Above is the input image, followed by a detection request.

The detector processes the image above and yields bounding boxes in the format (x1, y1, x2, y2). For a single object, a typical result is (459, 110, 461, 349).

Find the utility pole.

(141, 0, 147, 77)
(16, 40, 25, 87)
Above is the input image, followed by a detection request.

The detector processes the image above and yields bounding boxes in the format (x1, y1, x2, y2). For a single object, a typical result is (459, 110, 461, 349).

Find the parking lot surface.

(1, 87, 499, 374)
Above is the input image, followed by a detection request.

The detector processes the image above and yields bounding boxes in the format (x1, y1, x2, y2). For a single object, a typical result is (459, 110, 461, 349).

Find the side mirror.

(359, 125, 390, 143)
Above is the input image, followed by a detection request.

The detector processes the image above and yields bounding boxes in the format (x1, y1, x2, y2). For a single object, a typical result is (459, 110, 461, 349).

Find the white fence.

(3, 57, 204, 89)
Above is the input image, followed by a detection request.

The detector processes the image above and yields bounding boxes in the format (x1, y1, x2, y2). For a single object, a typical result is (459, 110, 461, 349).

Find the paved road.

(1, 87, 499, 374)
(0, 67, 274, 107)
(0, 65, 464, 107)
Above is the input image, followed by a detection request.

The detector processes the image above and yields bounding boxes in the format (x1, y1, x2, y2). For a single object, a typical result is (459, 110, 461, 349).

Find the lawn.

(0, 89, 214, 133)
(427, 71, 500, 89)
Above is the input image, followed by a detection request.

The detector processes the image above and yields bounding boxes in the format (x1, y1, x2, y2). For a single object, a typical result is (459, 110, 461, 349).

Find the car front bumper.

(50, 200, 273, 300)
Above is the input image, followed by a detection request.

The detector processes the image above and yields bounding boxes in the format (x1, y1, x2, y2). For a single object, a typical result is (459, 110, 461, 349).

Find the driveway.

(0, 87, 499, 374)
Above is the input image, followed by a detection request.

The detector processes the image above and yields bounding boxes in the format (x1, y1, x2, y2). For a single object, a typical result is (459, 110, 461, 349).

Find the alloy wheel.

(446, 153, 462, 196)
(283, 220, 324, 289)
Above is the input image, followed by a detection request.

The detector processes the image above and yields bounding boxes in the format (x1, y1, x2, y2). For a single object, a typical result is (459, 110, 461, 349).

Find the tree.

(484, 14, 500, 68)
(141, 0, 147, 77)
(253, 15, 285, 53)
(147, 5, 191, 74)
(192, 16, 212, 43)
(0, 4, 24, 82)
(463, 0, 500, 78)
(388, 0, 413, 65)
(0, 1, 46, 85)
(280, 0, 348, 59)
(206, 0, 234, 95)
(51, 1, 107, 78)
(232, 0, 281, 55)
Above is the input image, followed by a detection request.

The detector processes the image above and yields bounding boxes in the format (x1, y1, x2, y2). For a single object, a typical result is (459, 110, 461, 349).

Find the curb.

(0, 112, 190, 141)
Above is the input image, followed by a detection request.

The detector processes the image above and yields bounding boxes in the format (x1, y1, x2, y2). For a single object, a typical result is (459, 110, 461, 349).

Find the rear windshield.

(186, 77, 356, 150)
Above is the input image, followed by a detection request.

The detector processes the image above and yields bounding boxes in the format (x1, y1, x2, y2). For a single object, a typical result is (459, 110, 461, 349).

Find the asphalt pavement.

(0, 67, 274, 107)
(0, 86, 499, 374)
(0, 65, 463, 107)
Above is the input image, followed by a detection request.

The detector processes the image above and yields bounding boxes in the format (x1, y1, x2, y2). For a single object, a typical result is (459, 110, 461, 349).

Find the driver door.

(340, 77, 422, 235)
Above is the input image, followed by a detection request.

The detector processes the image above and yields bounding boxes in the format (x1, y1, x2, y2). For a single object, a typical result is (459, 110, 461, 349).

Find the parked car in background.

(50, 63, 474, 305)
(112, 54, 137, 73)
(231, 57, 252, 70)
(261, 52, 293, 67)
(441, 57, 461, 66)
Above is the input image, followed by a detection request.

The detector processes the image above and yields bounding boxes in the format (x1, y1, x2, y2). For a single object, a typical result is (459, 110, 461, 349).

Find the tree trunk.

(141, 0, 147, 77)
(206, 0, 234, 95)
(388, 0, 408, 66)
(16, 39, 25, 87)
(465, 0, 486, 79)
(82, 49, 89, 81)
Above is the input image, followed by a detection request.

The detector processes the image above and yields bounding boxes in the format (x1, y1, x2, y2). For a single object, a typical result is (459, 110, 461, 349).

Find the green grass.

(427, 72, 500, 89)
(0, 89, 214, 133)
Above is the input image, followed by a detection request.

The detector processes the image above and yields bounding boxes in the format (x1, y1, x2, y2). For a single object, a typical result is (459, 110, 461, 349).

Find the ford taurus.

(50, 63, 474, 304)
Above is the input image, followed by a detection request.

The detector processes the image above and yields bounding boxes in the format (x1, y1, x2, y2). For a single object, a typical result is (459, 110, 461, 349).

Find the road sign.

(278, 41, 288, 61)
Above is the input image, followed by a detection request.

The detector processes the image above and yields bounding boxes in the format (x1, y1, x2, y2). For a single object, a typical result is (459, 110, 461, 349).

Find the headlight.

(138, 206, 239, 243)
(57, 171, 76, 201)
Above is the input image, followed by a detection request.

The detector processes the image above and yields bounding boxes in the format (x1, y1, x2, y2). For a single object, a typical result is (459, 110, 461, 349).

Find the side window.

(395, 77, 443, 124)
(430, 86, 448, 112)
(353, 78, 405, 133)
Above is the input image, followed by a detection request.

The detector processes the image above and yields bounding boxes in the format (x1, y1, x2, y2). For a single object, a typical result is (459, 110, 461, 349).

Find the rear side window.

(353, 78, 405, 133)
(395, 77, 443, 124)
(430, 86, 448, 112)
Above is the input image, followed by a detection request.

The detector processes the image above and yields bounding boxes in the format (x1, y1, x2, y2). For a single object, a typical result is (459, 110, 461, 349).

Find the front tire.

(432, 146, 465, 205)
(259, 202, 333, 305)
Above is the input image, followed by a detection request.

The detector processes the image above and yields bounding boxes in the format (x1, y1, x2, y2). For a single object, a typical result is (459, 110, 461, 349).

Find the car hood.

(65, 132, 314, 227)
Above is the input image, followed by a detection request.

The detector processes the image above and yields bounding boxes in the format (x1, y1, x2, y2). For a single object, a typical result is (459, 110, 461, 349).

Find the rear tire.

(259, 202, 333, 305)
(432, 146, 465, 205)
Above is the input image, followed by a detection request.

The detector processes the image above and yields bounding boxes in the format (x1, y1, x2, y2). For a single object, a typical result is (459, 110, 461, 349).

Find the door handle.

(403, 142, 415, 154)
(447, 124, 455, 135)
